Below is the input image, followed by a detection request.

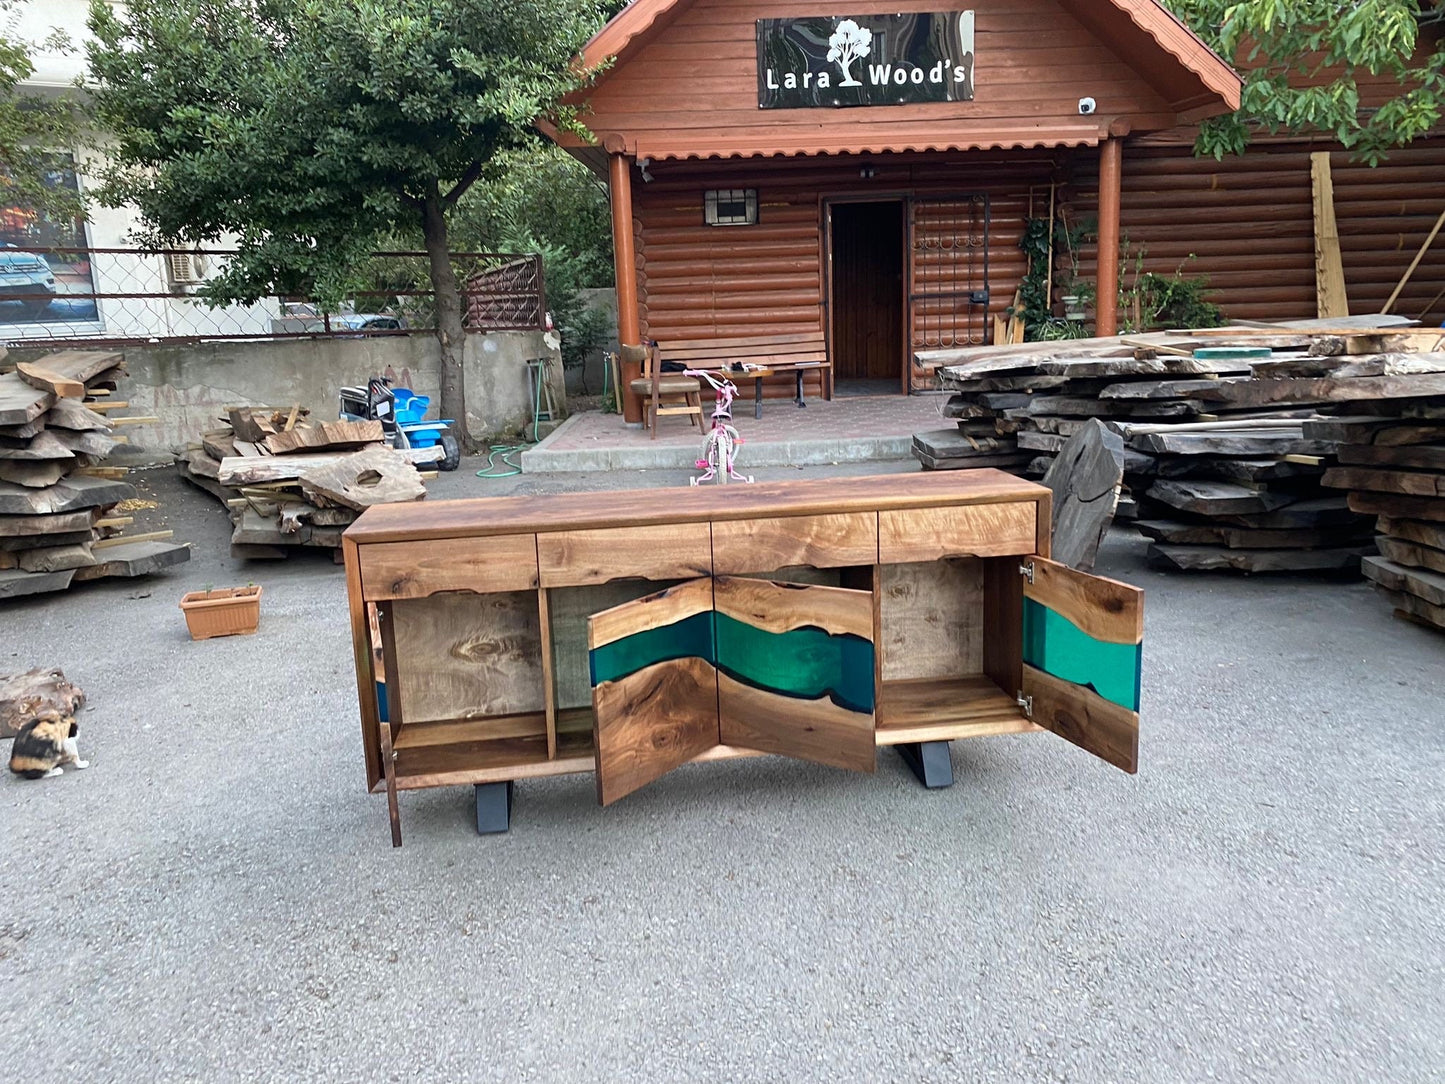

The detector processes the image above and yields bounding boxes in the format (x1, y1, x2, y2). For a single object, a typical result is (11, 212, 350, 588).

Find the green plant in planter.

(1118, 243, 1222, 332)
(1009, 214, 1093, 339)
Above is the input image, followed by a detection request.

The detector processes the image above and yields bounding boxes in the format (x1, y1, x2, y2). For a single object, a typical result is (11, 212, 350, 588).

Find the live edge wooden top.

(344, 470, 1051, 545)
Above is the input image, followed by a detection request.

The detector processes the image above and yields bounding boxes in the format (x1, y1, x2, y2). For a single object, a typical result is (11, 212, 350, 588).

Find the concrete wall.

(10, 331, 563, 450)
(568, 287, 620, 397)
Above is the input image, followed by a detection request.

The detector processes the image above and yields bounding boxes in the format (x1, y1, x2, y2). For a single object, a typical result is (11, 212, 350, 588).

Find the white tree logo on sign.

(826, 19, 872, 87)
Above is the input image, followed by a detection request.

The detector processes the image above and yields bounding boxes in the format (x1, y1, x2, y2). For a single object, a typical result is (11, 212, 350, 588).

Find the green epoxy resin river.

(589, 611, 875, 715)
(1022, 598, 1141, 711)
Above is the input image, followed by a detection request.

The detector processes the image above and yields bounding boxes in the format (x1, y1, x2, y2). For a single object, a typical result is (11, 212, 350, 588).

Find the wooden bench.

(657, 332, 831, 418)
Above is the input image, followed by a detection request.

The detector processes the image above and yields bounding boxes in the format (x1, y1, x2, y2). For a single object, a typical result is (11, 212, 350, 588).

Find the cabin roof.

(560, 0, 1242, 162)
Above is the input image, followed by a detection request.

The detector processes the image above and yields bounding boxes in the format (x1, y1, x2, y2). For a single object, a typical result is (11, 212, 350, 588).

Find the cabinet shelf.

(875, 676, 1036, 745)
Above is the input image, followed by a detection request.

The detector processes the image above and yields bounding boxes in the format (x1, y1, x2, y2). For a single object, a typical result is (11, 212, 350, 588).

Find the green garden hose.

(475, 444, 525, 479)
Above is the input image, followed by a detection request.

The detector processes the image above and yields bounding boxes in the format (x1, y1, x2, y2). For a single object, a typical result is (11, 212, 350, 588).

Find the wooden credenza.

(342, 471, 1144, 845)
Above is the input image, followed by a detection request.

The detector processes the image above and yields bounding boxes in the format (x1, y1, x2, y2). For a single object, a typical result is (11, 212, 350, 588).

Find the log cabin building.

(545, 1, 1445, 418)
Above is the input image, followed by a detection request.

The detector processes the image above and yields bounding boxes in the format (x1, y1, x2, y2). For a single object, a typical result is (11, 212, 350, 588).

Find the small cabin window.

(704, 189, 758, 227)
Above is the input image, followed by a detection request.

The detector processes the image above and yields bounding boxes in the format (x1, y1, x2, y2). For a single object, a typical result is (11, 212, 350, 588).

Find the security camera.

(1078, 96, 1097, 115)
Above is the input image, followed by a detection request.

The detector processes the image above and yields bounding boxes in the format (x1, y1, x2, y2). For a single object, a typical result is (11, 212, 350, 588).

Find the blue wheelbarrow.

(339, 377, 461, 471)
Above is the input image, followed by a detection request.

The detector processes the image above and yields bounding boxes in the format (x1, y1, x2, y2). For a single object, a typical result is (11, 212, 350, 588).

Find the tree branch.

(442, 159, 485, 208)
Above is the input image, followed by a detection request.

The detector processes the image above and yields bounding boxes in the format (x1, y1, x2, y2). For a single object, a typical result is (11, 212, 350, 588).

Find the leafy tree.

(1168, 0, 1445, 163)
(85, 0, 606, 446)
(0, 1, 85, 223)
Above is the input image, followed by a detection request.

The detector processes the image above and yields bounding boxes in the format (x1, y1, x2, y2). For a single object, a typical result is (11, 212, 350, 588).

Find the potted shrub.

(179, 583, 262, 640)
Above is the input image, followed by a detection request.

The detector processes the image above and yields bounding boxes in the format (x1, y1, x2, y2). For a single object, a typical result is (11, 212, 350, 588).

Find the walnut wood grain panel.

(389, 592, 545, 723)
(711, 512, 878, 573)
(1024, 556, 1144, 644)
(875, 676, 1037, 744)
(588, 576, 714, 648)
(345, 470, 1047, 543)
(549, 581, 685, 710)
(716, 671, 875, 773)
(1023, 663, 1138, 773)
(593, 655, 721, 805)
(879, 502, 1037, 563)
(537, 522, 712, 587)
(713, 574, 872, 639)
(358, 534, 538, 600)
(878, 559, 983, 681)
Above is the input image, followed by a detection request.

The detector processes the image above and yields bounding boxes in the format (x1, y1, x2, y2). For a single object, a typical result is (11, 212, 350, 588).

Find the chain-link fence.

(0, 246, 546, 347)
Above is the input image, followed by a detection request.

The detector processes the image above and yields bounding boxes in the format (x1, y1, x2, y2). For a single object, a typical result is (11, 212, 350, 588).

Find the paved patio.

(520, 392, 951, 472)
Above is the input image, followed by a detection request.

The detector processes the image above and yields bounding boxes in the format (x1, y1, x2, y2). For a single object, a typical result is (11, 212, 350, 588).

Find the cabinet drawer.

(712, 513, 877, 573)
(359, 534, 538, 600)
(538, 523, 712, 587)
(879, 502, 1036, 563)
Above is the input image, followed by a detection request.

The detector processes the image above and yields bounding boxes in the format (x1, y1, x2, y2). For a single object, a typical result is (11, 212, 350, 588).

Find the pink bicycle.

(683, 369, 753, 485)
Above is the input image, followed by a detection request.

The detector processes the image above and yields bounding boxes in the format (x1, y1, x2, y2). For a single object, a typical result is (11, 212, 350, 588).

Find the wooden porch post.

(609, 152, 644, 424)
(1095, 136, 1123, 338)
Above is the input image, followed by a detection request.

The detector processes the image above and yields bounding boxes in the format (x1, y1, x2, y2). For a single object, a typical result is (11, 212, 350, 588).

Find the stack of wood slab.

(0, 349, 190, 600)
(180, 406, 438, 558)
(920, 319, 1445, 573)
(1315, 411, 1445, 630)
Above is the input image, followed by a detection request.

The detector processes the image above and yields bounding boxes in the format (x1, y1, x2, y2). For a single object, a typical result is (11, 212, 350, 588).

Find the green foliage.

(1118, 244, 1223, 332)
(0, 1, 85, 224)
(84, 0, 608, 307)
(1010, 214, 1091, 339)
(1166, 0, 1445, 162)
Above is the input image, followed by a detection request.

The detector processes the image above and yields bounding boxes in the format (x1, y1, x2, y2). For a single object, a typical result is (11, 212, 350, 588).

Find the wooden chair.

(621, 342, 702, 438)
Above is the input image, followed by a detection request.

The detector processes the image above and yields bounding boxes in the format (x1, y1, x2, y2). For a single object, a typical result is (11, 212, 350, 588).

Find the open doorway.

(829, 200, 905, 395)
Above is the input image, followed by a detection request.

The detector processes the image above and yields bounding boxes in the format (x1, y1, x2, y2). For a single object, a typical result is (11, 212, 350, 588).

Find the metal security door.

(907, 195, 991, 361)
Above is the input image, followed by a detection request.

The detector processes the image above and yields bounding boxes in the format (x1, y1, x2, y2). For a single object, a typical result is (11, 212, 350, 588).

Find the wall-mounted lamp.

(638, 157, 654, 183)
(859, 163, 876, 179)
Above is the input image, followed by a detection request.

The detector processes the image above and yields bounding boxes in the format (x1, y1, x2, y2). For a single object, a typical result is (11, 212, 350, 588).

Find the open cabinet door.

(714, 576, 877, 773)
(589, 578, 720, 806)
(1021, 557, 1143, 773)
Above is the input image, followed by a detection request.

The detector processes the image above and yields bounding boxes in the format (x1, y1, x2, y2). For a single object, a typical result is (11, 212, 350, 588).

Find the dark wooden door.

(829, 201, 904, 385)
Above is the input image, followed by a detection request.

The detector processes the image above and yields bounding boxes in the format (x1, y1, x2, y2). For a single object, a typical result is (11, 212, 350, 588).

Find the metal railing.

(0, 246, 547, 347)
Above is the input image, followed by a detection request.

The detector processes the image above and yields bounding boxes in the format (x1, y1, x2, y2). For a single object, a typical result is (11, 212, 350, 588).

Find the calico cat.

(8, 710, 88, 779)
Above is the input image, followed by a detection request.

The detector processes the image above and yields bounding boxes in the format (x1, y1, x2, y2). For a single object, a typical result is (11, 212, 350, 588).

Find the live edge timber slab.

(342, 470, 1146, 845)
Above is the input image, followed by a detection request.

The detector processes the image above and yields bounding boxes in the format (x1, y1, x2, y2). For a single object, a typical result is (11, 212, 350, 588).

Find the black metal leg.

(754, 378, 763, 419)
(795, 369, 806, 407)
(895, 741, 953, 789)
(475, 781, 514, 834)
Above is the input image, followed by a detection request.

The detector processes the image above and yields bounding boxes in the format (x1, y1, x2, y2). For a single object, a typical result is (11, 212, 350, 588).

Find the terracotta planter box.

(179, 585, 262, 640)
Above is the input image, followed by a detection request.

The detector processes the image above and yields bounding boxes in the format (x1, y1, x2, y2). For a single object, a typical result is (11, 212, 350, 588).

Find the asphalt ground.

(1, 458, 1441, 1082)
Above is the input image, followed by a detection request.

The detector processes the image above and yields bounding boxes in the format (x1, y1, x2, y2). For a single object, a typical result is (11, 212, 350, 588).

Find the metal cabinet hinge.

(1019, 561, 1034, 583)
(1016, 692, 1033, 719)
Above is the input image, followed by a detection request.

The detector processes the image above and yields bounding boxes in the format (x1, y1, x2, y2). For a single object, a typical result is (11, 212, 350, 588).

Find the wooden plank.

(1376, 536, 1445, 576)
(43, 398, 111, 432)
(1023, 663, 1137, 774)
(1378, 515, 1445, 550)
(1337, 443, 1445, 471)
(344, 470, 1050, 545)
(22, 349, 123, 385)
(18, 543, 95, 572)
(389, 591, 545, 724)
(109, 416, 159, 426)
(1381, 205, 1445, 314)
(0, 509, 94, 537)
(0, 430, 74, 461)
(92, 529, 173, 550)
(1213, 373, 1445, 409)
(262, 419, 385, 455)
(538, 522, 712, 587)
(357, 533, 539, 600)
(16, 360, 83, 399)
(1362, 556, 1445, 607)
(1252, 353, 1445, 379)
(299, 447, 426, 510)
(1041, 419, 1123, 572)
(1146, 543, 1372, 572)
(0, 460, 69, 488)
(711, 511, 877, 573)
(874, 676, 1036, 744)
(591, 654, 720, 806)
(1130, 431, 1324, 458)
(1145, 479, 1295, 517)
(71, 539, 190, 581)
(1135, 518, 1373, 550)
(218, 446, 438, 486)
(49, 428, 118, 459)
(1310, 151, 1349, 319)
(879, 559, 983, 681)
(0, 567, 75, 599)
(1323, 466, 1445, 499)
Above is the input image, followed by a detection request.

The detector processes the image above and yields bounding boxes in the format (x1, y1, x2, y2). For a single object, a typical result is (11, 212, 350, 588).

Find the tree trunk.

(422, 195, 473, 452)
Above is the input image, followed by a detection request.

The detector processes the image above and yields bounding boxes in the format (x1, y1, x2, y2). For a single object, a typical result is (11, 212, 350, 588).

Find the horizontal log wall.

(636, 151, 1062, 391)
(1069, 139, 1445, 324)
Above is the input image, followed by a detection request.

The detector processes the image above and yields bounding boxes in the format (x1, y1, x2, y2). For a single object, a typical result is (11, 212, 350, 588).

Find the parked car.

(0, 244, 57, 317)
(297, 313, 406, 334)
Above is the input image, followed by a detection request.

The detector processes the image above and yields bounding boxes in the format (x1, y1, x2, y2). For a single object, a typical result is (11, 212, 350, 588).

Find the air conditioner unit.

(166, 249, 210, 292)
